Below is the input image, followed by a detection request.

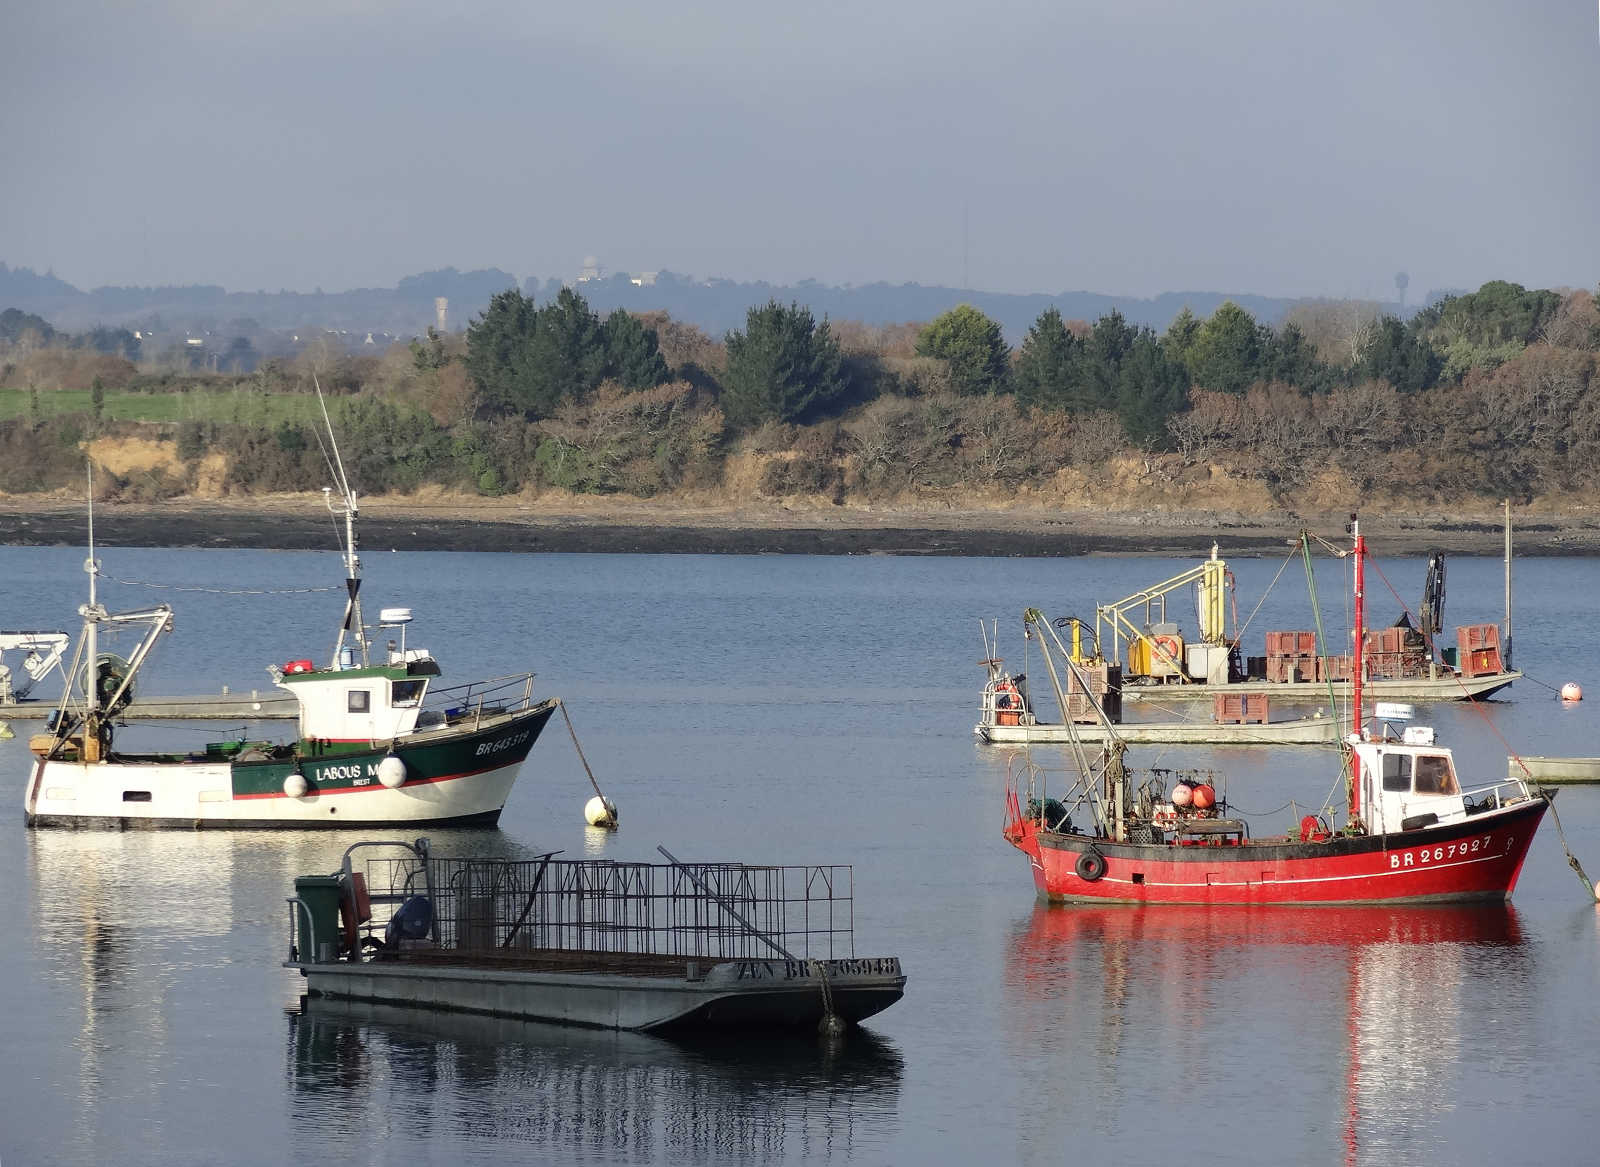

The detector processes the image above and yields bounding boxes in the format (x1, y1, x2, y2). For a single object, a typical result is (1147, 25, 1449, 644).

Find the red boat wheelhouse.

(1002, 517, 1549, 906)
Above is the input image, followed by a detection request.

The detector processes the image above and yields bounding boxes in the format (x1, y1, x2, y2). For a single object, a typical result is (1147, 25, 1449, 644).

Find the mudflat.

(2, 495, 1595, 556)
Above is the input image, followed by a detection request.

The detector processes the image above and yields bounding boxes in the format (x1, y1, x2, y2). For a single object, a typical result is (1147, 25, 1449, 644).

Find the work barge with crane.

(977, 519, 1519, 746)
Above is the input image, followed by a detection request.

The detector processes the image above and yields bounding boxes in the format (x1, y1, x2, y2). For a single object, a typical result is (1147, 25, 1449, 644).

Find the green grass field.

(0, 388, 329, 425)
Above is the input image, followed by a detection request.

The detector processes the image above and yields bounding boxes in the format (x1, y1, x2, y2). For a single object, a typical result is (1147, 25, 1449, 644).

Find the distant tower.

(578, 256, 602, 283)
(434, 297, 448, 332)
(1394, 272, 1409, 312)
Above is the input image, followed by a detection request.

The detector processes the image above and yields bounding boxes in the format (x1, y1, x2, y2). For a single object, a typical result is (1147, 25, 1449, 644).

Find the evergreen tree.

(602, 309, 671, 389)
(1260, 322, 1336, 392)
(1186, 301, 1264, 393)
(1074, 309, 1137, 412)
(523, 287, 607, 413)
(1012, 307, 1079, 410)
(1114, 331, 1189, 447)
(722, 301, 848, 427)
(1162, 307, 1201, 368)
(1355, 316, 1442, 393)
(916, 304, 1011, 395)
(464, 289, 538, 415)
(464, 287, 609, 418)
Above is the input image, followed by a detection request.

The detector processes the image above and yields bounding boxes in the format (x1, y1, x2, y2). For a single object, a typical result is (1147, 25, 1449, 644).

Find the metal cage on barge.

(285, 839, 906, 1033)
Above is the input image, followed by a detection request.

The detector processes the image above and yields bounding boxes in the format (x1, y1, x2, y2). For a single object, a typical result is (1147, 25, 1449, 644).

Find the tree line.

(2, 278, 1599, 505)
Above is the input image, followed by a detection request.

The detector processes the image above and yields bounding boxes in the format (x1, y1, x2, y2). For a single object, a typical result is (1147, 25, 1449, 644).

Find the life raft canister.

(284, 659, 314, 675)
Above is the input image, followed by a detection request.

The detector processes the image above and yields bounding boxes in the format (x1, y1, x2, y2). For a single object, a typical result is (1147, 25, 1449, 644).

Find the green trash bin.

(294, 875, 343, 963)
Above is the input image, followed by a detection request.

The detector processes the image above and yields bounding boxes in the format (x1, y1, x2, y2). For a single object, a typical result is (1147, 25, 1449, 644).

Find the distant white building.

(630, 272, 658, 287)
(577, 256, 603, 282)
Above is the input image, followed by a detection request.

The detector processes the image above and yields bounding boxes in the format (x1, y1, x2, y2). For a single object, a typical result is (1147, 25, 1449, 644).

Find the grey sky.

(5, 0, 1598, 300)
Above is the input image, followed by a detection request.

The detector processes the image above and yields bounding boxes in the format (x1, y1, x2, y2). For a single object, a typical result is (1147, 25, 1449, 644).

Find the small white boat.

(24, 409, 555, 829)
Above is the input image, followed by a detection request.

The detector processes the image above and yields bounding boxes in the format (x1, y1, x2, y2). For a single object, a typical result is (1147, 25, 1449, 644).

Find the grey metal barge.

(284, 840, 905, 1034)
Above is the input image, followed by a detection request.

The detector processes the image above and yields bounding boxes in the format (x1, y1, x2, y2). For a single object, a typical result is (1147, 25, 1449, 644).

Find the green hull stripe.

(229, 704, 555, 798)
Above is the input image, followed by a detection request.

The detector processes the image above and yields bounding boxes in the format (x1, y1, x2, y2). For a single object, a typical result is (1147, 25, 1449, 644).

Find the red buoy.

(1192, 784, 1217, 810)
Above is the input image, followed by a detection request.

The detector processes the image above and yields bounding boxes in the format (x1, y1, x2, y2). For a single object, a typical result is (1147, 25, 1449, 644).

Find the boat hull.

(976, 715, 1338, 745)
(290, 954, 906, 1033)
(1121, 671, 1519, 703)
(23, 702, 556, 829)
(1006, 796, 1547, 905)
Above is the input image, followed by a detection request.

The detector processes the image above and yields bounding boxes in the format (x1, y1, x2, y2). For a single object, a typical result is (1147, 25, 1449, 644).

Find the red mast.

(1350, 515, 1365, 820)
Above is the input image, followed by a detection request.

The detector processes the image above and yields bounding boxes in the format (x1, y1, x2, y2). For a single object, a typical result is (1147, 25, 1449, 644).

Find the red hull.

(1005, 797, 1547, 906)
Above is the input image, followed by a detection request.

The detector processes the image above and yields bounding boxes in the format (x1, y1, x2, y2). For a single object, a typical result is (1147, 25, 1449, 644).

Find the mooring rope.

(556, 699, 615, 826)
(809, 958, 844, 1035)
(1540, 795, 1597, 900)
(108, 576, 341, 596)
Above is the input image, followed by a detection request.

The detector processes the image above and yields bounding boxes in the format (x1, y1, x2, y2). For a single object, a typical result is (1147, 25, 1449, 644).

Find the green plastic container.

(294, 875, 343, 962)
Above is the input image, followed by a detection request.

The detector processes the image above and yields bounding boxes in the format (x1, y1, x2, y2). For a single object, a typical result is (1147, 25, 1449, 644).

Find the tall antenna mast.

(83, 462, 101, 718)
(315, 374, 367, 668)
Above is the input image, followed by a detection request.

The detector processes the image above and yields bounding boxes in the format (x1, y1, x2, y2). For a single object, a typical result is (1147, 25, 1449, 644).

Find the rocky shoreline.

(2, 497, 1597, 556)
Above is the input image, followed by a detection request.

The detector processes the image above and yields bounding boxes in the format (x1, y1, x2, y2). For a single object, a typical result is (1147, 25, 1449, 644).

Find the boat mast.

(316, 376, 367, 669)
(1503, 498, 1513, 671)
(83, 464, 100, 726)
(1350, 514, 1365, 822)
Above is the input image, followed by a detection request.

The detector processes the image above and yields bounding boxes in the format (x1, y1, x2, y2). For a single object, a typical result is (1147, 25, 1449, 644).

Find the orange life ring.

(1151, 635, 1182, 662)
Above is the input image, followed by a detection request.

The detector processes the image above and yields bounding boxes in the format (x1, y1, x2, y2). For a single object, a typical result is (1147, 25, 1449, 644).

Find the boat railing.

(353, 854, 856, 963)
(420, 672, 540, 726)
(1460, 777, 1534, 809)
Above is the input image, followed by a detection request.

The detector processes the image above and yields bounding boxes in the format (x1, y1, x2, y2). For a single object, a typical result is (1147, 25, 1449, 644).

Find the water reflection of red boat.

(1002, 519, 1549, 906)
(1006, 902, 1527, 1167)
(1011, 901, 1525, 968)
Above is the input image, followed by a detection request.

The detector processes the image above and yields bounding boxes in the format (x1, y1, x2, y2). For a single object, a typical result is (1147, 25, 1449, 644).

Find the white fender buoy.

(377, 755, 407, 789)
(283, 772, 308, 798)
(1561, 683, 1583, 702)
(585, 795, 619, 829)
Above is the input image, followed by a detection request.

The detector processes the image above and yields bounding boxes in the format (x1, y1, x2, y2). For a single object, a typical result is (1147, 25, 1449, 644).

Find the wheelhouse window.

(348, 689, 371, 713)
(1413, 754, 1458, 796)
(1381, 754, 1411, 792)
(391, 679, 426, 707)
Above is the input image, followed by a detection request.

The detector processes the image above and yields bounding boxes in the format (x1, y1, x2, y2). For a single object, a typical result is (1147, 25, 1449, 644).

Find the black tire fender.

(1075, 850, 1107, 882)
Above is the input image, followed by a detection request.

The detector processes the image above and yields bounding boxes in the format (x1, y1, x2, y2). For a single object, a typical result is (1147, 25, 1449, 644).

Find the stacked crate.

(1456, 624, 1504, 678)
(1213, 693, 1270, 724)
(1265, 631, 1317, 684)
(1065, 661, 1124, 723)
(1316, 654, 1353, 682)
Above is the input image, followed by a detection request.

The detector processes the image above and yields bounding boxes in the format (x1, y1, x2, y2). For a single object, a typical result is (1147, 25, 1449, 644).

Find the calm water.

(2, 543, 1599, 1166)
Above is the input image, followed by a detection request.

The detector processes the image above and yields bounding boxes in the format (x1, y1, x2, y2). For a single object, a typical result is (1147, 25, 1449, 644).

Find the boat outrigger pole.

(315, 374, 367, 669)
(1349, 514, 1365, 826)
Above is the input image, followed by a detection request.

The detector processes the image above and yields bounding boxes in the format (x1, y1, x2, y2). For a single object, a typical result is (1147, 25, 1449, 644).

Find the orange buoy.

(1192, 784, 1217, 810)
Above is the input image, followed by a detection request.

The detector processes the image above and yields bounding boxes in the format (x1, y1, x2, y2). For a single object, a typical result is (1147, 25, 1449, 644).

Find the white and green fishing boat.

(24, 411, 556, 829)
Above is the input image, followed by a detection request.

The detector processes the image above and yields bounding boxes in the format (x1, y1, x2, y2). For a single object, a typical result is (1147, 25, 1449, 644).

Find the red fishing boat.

(1002, 517, 1550, 906)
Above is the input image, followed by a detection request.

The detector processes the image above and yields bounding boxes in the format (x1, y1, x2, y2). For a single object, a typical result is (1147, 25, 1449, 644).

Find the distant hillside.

(0, 260, 1406, 341)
